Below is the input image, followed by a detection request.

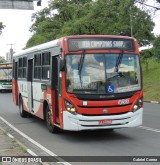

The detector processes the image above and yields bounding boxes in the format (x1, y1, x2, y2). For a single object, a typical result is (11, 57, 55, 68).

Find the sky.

(0, 0, 160, 58)
(0, 0, 49, 58)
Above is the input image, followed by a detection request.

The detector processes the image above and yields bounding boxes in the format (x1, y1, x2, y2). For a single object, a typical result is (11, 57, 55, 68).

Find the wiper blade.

(78, 50, 85, 86)
(114, 50, 124, 72)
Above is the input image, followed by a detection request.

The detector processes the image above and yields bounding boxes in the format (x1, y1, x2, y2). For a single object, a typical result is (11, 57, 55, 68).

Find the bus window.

(34, 54, 41, 79)
(42, 52, 51, 80)
(18, 58, 23, 78)
(22, 57, 27, 78)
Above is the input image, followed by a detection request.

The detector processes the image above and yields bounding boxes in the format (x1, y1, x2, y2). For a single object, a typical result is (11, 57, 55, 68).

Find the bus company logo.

(118, 99, 130, 105)
(2, 157, 12, 162)
(103, 109, 108, 113)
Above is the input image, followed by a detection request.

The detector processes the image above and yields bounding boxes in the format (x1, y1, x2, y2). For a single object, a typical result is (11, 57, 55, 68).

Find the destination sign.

(68, 38, 135, 51)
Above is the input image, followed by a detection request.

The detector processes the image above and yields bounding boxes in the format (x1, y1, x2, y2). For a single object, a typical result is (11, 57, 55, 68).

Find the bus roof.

(13, 39, 60, 57)
(13, 35, 136, 57)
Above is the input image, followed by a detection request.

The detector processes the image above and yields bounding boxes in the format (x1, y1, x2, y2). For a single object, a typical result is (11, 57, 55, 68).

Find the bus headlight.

(132, 98, 143, 112)
(64, 99, 77, 114)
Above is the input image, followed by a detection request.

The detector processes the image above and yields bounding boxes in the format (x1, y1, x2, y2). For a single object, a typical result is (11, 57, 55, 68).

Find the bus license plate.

(99, 119, 112, 125)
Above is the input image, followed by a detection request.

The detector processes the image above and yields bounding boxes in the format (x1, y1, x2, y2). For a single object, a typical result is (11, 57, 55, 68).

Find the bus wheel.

(45, 106, 59, 133)
(107, 129, 114, 132)
(19, 96, 27, 118)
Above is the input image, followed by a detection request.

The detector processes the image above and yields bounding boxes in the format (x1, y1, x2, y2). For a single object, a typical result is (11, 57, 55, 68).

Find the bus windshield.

(66, 53, 141, 94)
(0, 68, 12, 81)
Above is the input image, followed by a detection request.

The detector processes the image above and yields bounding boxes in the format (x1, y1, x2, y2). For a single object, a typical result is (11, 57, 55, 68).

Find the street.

(0, 92, 160, 165)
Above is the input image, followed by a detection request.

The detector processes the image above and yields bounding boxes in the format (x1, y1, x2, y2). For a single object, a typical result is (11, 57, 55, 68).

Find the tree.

(153, 36, 160, 62)
(141, 48, 154, 72)
(26, 0, 93, 48)
(0, 56, 5, 63)
(0, 22, 5, 35)
(26, 0, 155, 48)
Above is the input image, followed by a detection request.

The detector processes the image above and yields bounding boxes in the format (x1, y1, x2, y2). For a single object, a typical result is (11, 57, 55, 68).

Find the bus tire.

(45, 106, 59, 133)
(107, 129, 114, 132)
(19, 96, 27, 118)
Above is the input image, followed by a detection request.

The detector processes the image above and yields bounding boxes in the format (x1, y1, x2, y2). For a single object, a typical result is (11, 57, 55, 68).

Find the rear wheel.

(19, 96, 27, 117)
(45, 106, 59, 133)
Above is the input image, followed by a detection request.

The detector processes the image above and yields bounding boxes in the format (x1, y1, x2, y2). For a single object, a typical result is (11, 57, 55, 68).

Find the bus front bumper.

(1, 85, 12, 90)
(63, 108, 143, 131)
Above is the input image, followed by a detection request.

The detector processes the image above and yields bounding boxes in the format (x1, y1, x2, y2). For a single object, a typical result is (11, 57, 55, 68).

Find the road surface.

(0, 92, 160, 165)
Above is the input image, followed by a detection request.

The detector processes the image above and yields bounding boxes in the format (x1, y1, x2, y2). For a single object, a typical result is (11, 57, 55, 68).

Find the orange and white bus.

(12, 35, 143, 133)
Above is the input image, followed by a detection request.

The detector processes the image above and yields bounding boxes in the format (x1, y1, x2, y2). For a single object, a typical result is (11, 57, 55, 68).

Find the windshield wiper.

(114, 50, 124, 73)
(78, 50, 85, 86)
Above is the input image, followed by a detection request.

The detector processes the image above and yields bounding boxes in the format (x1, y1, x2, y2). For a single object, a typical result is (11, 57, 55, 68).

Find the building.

(6, 48, 15, 62)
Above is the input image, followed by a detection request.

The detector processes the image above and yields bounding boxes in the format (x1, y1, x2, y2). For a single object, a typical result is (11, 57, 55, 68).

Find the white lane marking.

(27, 149, 38, 156)
(0, 116, 71, 165)
(139, 126, 160, 133)
(1, 126, 38, 156)
(7, 133, 14, 139)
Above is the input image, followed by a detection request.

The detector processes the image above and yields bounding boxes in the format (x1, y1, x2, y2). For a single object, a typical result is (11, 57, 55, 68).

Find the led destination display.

(68, 38, 135, 51)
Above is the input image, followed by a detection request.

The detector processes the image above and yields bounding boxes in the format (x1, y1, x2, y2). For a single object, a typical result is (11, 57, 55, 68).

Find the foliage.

(153, 35, 160, 62)
(0, 56, 5, 63)
(19, 145, 27, 153)
(2, 130, 7, 135)
(26, 0, 155, 48)
(0, 22, 5, 35)
(141, 48, 154, 72)
(142, 59, 160, 102)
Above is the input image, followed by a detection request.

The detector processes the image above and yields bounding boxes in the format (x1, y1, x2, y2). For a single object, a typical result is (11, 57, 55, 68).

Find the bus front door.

(52, 56, 59, 122)
(27, 59, 33, 112)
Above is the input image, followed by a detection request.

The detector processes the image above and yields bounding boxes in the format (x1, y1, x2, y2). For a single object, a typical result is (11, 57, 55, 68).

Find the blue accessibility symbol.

(107, 85, 114, 93)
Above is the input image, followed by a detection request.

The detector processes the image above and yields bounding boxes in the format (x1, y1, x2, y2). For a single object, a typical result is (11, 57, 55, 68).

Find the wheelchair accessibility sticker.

(107, 85, 114, 93)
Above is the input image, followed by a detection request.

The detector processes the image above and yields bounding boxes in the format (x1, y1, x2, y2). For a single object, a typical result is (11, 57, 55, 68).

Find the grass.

(142, 59, 160, 102)
(11, 138, 16, 144)
(19, 145, 27, 153)
(2, 130, 7, 135)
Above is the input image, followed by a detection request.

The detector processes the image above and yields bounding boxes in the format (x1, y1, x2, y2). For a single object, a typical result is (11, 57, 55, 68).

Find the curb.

(0, 126, 49, 165)
(0, 117, 71, 165)
(0, 126, 38, 157)
(144, 101, 160, 104)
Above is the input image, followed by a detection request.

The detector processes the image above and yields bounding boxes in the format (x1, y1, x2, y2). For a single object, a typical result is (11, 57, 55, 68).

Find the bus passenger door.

(27, 59, 33, 112)
(51, 56, 59, 122)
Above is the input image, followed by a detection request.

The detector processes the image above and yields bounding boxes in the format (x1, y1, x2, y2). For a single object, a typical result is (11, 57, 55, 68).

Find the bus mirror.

(60, 59, 65, 71)
(41, 84, 47, 91)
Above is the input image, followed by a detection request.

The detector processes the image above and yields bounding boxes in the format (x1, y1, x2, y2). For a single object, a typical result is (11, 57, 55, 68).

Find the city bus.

(0, 62, 12, 92)
(12, 35, 143, 133)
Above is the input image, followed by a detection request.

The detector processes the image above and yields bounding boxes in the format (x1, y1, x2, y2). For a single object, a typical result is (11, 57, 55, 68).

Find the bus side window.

(34, 53, 41, 79)
(42, 52, 51, 80)
(22, 57, 27, 79)
(18, 58, 23, 78)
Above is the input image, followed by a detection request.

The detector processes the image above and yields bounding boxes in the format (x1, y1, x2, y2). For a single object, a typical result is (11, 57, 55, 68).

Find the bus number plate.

(99, 119, 112, 125)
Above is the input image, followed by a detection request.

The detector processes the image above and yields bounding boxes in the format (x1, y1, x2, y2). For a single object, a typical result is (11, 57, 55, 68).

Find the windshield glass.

(0, 68, 12, 81)
(66, 53, 141, 94)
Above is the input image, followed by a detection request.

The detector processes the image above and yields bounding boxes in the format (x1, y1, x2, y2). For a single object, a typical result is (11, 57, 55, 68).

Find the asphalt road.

(0, 92, 160, 165)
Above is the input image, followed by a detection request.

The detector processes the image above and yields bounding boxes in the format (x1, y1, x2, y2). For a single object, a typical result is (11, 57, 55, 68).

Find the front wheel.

(19, 96, 27, 117)
(107, 129, 114, 132)
(45, 106, 59, 133)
